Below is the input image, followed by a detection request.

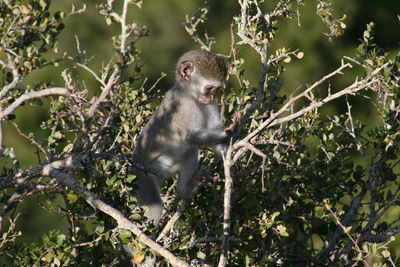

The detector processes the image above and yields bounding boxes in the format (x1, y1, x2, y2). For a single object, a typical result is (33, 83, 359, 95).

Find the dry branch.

(233, 62, 388, 162)
(0, 55, 21, 99)
(157, 199, 191, 243)
(0, 87, 71, 119)
(217, 143, 234, 267)
(2, 152, 189, 266)
(42, 165, 189, 267)
(85, 67, 120, 122)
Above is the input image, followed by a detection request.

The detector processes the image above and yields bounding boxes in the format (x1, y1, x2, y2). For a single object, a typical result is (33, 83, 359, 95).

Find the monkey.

(132, 50, 240, 225)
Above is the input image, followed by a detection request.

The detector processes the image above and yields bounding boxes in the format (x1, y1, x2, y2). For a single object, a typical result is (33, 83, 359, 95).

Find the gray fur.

(132, 51, 228, 225)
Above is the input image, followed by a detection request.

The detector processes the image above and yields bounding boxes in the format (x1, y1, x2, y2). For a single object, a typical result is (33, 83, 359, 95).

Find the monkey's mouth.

(198, 93, 215, 104)
(198, 86, 218, 104)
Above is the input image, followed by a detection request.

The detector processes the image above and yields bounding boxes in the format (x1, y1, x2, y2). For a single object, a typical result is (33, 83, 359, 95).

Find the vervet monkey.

(132, 50, 240, 225)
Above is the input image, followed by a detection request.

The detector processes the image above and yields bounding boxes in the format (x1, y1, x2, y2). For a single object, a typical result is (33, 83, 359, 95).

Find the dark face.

(177, 60, 226, 104)
(197, 84, 219, 104)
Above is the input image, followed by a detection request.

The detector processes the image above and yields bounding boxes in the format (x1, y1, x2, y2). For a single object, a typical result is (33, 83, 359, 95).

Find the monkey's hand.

(224, 111, 243, 133)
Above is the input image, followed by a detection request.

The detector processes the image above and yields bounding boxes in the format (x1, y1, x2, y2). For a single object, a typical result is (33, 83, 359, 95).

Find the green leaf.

(53, 131, 63, 139)
(135, 114, 143, 123)
(44, 252, 54, 262)
(197, 251, 206, 259)
(63, 143, 73, 153)
(67, 193, 79, 204)
(277, 225, 289, 237)
(119, 229, 132, 242)
(126, 174, 136, 183)
(106, 176, 117, 186)
(365, 59, 373, 66)
(95, 221, 105, 233)
(382, 250, 390, 258)
(296, 52, 304, 59)
(130, 213, 142, 220)
(271, 211, 280, 221)
(56, 234, 66, 246)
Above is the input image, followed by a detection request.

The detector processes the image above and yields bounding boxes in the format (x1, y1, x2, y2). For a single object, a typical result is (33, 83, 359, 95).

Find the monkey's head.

(176, 50, 228, 104)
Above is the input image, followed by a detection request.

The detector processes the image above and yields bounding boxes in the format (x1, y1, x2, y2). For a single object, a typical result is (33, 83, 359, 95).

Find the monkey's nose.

(204, 85, 215, 93)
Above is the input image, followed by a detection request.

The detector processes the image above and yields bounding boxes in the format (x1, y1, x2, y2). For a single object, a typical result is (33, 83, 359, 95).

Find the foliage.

(0, 0, 399, 266)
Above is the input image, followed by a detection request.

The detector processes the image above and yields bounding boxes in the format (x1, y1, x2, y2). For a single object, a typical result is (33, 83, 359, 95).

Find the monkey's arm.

(187, 128, 228, 147)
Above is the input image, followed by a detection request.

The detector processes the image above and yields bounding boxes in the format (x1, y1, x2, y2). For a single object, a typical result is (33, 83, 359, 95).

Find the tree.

(1, 0, 399, 266)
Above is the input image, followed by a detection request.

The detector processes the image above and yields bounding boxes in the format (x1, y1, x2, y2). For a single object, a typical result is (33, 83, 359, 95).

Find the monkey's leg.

(136, 173, 163, 225)
(176, 149, 200, 198)
(212, 143, 228, 159)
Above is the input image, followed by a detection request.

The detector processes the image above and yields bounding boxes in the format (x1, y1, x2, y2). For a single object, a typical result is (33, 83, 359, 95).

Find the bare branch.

(157, 163, 219, 243)
(0, 87, 70, 119)
(0, 213, 21, 249)
(0, 120, 3, 150)
(76, 63, 107, 87)
(364, 226, 400, 243)
(317, 189, 367, 259)
(180, 236, 240, 250)
(120, 0, 130, 56)
(41, 166, 189, 267)
(0, 193, 26, 232)
(233, 62, 388, 163)
(12, 121, 51, 161)
(323, 200, 369, 265)
(157, 198, 191, 243)
(157, 181, 202, 243)
(147, 72, 167, 93)
(217, 143, 234, 267)
(344, 56, 368, 69)
(0, 55, 21, 99)
(235, 62, 352, 149)
(85, 67, 120, 122)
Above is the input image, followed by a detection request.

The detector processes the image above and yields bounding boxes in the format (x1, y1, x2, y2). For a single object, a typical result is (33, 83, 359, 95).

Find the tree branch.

(85, 67, 120, 122)
(217, 143, 234, 267)
(233, 62, 388, 160)
(0, 55, 21, 99)
(0, 87, 70, 119)
(42, 166, 189, 267)
(120, 0, 129, 56)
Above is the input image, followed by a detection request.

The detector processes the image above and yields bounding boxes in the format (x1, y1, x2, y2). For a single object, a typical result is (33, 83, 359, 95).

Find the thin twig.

(323, 200, 369, 266)
(180, 236, 240, 250)
(85, 67, 120, 122)
(12, 122, 51, 161)
(76, 63, 106, 87)
(147, 72, 167, 93)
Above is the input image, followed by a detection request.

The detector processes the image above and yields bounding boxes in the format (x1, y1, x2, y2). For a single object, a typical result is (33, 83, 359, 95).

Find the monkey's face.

(176, 51, 227, 104)
(198, 84, 219, 104)
(192, 75, 225, 104)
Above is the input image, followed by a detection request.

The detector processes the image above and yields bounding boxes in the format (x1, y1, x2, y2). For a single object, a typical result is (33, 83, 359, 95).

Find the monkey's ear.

(178, 61, 195, 81)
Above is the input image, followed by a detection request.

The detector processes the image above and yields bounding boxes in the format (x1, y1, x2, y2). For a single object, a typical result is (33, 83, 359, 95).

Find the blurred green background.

(2, 0, 399, 244)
